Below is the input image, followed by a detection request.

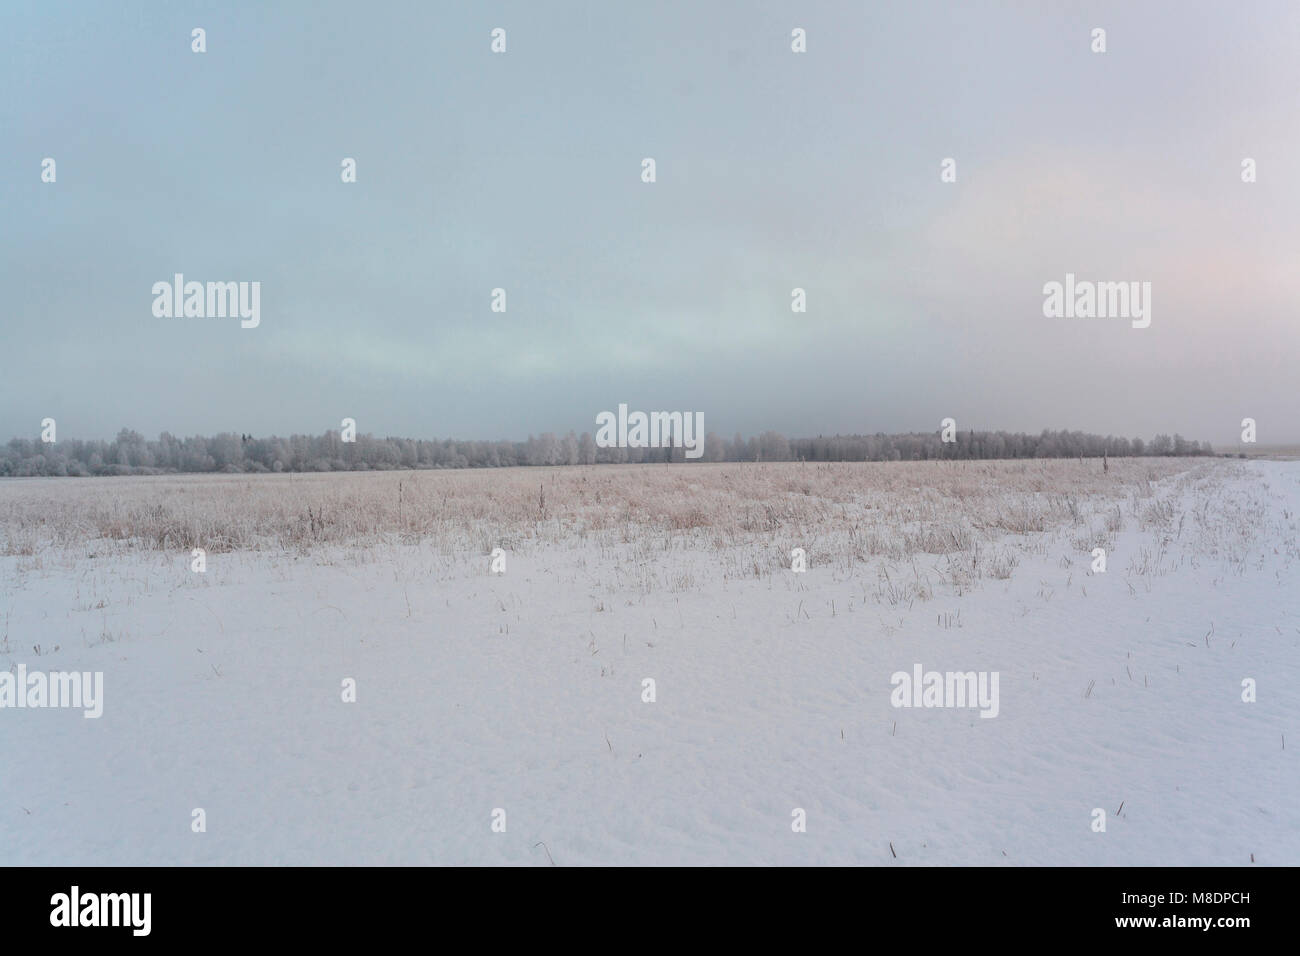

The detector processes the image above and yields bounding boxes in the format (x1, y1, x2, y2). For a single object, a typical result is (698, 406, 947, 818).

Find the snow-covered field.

(1, 459, 1297, 865)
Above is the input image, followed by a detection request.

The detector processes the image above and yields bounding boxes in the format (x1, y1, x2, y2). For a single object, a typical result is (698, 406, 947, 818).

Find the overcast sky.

(3, 0, 1297, 445)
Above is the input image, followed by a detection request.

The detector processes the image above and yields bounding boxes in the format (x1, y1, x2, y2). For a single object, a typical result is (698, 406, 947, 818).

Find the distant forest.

(0, 427, 1218, 477)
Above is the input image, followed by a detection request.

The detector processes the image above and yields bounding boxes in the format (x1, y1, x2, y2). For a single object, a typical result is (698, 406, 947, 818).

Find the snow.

(2, 461, 1297, 865)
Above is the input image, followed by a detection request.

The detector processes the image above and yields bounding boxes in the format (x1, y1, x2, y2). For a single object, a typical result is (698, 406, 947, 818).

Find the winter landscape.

(2, 455, 1296, 865)
(4, 1, 1298, 879)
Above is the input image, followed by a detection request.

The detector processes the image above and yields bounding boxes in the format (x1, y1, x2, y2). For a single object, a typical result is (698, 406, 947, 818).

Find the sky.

(2, 0, 1297, 445)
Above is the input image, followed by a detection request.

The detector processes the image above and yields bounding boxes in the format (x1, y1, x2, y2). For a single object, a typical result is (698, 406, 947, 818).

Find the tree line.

(0, 427, 1216, 477)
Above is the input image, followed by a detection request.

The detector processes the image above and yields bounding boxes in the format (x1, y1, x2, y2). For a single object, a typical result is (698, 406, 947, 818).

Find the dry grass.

(0, 458, 1199, 575)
